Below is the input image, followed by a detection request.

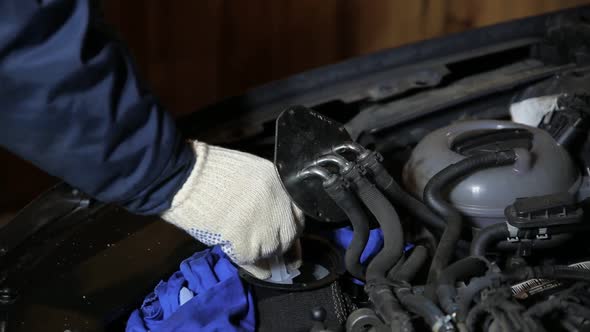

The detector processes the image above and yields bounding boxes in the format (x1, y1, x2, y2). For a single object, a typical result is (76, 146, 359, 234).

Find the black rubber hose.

(505, 265, 590, 283)
(389, 245, 429, 283)
(470, 223, 509, 257)
(393, 285, 455, 332)
(526, 298, 590, 320)
(473, 224, 577, 256)
(457, 274, 499, 320)
(436, 257, 490, 316)
(389, 246, 451, 331)
(374, 234, 434, 325)
(414, 226, 438, 255)
(324, 179, 370, 280)
(360, 152, 445, 231)
(466, 299, 542, 332)
(388, 255, 407, 281)
(345, 167, 404, 281)
(370, 285, 414, 332)
(424, 150, 517, 283)
(465, 302, 488, 332)
(344, 167, 409, 330)
(495, 233, 572, 251)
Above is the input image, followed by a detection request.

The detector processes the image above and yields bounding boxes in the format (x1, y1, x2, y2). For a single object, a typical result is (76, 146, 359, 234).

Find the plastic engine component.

(505, 192, 583, 229)
(450, 128, 533, 156)
(402, 120, 581, 228)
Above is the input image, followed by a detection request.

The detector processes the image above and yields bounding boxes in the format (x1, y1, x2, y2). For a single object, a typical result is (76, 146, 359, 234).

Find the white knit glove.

(161, 141, 305, 279)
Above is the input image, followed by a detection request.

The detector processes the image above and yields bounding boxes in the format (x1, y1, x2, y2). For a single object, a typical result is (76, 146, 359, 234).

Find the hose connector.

(311, 154, 353, 174)
(333, 142, 370, 160)
(297, 165, 338, 186)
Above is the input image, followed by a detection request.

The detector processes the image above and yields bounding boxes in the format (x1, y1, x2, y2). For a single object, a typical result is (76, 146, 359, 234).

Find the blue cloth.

(126, 246, 255, 332)
(0, 0, 194, 214)
(326, 227, 414, 284)
(325, 227, 383, 285)
(327, 227, 384, 265)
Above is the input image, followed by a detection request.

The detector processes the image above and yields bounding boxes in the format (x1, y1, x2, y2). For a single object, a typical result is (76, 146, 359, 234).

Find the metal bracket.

(274, 106, 353, 222)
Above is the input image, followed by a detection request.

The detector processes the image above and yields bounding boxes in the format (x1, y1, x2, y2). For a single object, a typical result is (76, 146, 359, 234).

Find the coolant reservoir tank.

(402, 120, 581, 228)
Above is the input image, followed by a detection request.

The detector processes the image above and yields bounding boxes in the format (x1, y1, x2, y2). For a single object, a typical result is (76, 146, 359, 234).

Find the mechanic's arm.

(0, 0, 303, 278)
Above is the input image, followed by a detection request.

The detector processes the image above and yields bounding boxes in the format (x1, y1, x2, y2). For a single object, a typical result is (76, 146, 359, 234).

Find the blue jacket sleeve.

(0, 0, 195, 215)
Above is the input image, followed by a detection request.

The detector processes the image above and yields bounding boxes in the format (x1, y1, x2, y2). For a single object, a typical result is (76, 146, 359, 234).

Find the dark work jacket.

(0, 0, 195, 215)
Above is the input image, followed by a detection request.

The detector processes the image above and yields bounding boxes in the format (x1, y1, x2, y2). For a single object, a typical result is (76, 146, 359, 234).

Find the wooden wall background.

(2, 0, 589, 220)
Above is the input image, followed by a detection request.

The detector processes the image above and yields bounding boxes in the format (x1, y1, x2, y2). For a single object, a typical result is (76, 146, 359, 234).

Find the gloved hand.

(161, 141, 305, 279)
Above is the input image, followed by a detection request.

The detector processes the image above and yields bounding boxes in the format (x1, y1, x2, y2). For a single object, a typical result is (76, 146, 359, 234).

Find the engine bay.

(3, 6, 590, 332)
(242, 9, 590, 332)
(237, 9, 590, 332)
(266, 98, 590, 332)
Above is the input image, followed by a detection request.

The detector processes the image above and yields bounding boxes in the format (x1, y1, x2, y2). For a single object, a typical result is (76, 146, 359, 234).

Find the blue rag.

(126, 246, 255, 332)
(326, 227, 414, 284)
(326, 227, 384, 265)
(326, 227, 383, 285)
